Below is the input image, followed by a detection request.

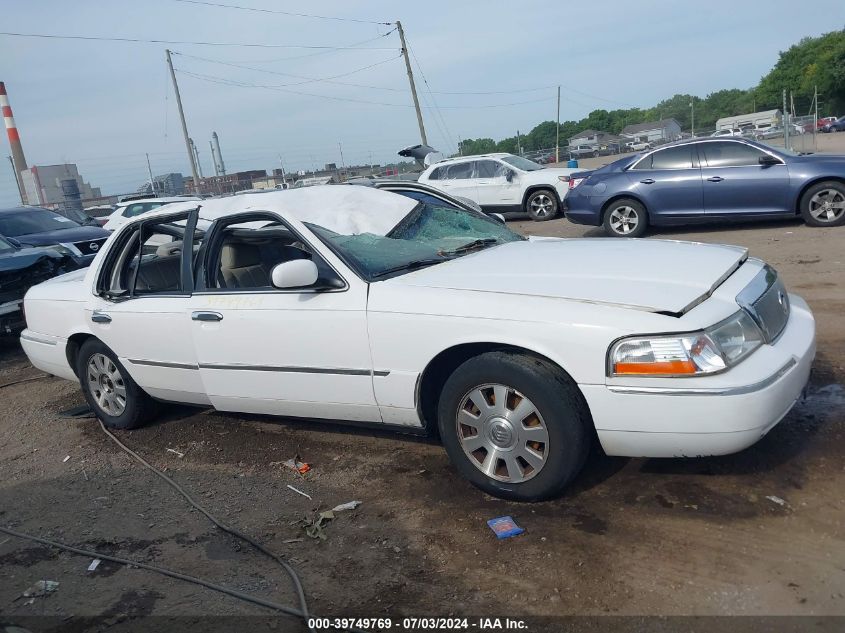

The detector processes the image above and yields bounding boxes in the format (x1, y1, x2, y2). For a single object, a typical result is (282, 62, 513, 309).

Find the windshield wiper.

(440, 238, 499, 256)
(370, 258, 444, 279)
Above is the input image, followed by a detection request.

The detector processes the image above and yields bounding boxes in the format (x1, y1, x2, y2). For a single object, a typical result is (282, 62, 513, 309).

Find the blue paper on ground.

(487, 516, 524, 539)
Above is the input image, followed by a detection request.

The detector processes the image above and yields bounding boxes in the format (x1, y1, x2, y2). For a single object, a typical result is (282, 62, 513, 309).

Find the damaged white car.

(20, 186, 815, 500)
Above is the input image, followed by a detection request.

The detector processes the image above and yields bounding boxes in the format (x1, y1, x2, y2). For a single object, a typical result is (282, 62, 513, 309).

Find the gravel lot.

(1, 194, 844, 629)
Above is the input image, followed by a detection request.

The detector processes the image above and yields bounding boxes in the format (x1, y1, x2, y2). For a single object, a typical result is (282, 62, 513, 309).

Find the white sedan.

(20, 186, 815, 500)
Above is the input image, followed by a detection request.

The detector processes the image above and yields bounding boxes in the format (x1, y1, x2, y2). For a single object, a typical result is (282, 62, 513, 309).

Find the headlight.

(609, 311, 763, 377)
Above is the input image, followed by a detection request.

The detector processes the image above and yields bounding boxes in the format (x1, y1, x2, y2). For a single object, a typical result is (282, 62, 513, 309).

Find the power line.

(173, 0, 392, 25)
(173, 49, 403, 88)
(0, 31, 396, 49)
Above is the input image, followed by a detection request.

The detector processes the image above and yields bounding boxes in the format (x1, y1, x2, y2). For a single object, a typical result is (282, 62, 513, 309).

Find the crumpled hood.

(394, 238, 748, 314)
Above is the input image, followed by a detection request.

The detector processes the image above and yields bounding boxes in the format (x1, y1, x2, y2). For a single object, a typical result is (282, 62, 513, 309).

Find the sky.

(1, 0, 844, 207)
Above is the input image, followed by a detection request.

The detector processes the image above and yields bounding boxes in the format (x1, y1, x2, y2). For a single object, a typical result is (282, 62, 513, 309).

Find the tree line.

(459, 29, 845, 156)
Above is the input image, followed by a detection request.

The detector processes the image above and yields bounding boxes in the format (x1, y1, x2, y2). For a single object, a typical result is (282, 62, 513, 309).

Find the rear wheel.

(603, 198, 648, 237)
(525, 189, 558, 221)
(437, 351, 591, 501)
(76, 338, 158, 429)
(799, 181, 845, 227)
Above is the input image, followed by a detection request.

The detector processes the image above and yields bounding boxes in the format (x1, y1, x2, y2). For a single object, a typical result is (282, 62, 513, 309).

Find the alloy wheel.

(529, 194, 554, 218)
(808, 189, 845, 223)
(609, 206, 640, 234)
(87, 353, 127, 416)
(456, 383, 549, 483)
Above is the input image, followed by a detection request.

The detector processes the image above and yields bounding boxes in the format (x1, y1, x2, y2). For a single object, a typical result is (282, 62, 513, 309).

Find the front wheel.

(525, 189, 558, 221)
(76, 338, 159, 429)
(800, 181, 845, 227)
(603, 198, 648, 237)
(437, 351, 591, 501)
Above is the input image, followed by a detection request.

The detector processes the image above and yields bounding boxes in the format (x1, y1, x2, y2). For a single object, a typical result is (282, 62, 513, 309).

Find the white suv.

(417, 153, 575, 221)
(103, 196, 200, 231)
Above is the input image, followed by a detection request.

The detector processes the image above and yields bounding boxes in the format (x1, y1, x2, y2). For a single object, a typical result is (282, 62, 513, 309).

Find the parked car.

(84, 204, 116, 227)
(817, 116, 837, 130)
(347, 178, 488, 216)
(821, 116, 845, 132)
(103, 196, 200, 231)
(754, 126, 784, 140)
(710, 128, 744, 137)
(625, 140, 653, 152)
(569, 144, 599, 159)
(564, 137, 845, 237)
(417, 153, 575, 221)
(19, 186, 815, 501)
(0, 235, 79, 334)
(0, 206, 111, 266)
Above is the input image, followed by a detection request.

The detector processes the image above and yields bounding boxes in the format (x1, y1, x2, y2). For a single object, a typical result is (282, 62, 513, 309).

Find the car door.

(627, 144, 704, 221)
(87, 209, 211, 406)
(698, 140, 791, 217)
(474, 160, 516, 208)
(187, 212, 381, 422)
(433, 161, 479, 201)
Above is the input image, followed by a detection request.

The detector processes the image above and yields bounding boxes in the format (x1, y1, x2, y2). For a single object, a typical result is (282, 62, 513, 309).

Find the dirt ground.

(1, 214, 844, 631)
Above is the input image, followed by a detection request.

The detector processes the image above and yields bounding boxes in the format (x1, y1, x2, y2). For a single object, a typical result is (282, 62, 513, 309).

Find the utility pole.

(555, 86, 561, 163)
(190, 139, 203, 178)
(165, 49, 200, 192)
(690, 99, 695, 137)
(8, 155, 24, 205)
(516, 130, 522, 156)
(396, 21, 427, 146)
(338, 142, 346, 182)
(814, 85, 818, 150)
(783, 89, 790, 150)
(145, 153, 157, 196)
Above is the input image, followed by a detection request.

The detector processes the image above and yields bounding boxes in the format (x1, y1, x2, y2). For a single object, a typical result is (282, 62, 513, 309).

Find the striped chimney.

(0, 82, 28, 203)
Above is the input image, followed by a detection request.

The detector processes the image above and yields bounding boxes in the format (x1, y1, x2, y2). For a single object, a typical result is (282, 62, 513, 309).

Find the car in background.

(0, 206, 111, 266)
(625, 140, 653, 152)
(84, 204, 116, 226)
(103, 196, 200, 231)
(710, 128, 744, 138)
(348, 178, 487, 215)
(754, 126, 784, 140)
(0, 235, 79, 334)
(821, 116, 845, 133)
(569, 144, 599, 159)
(19, 187, 816, 501)
(817, 116, 837, 130)
(564, 137, 845, 237)
(417, 153, 576, 221)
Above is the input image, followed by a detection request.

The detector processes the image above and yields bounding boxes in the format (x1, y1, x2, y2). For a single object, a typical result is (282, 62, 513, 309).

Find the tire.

(437, 351, 591, 501)
(524, 188, 558, 221)
(76, 338, 158, 429)
(799, 181, 845, 227)
(602, 198, 649, 237)
(592, 151, 599, 158)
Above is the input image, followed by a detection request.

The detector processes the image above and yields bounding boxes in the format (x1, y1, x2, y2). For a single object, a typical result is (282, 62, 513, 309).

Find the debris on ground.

(287, 484, 312, 500)
(20, 580, 59, 599)
(283, 538, 304, 544)
(487, 516, 524, 539)
(302, 511, 335, 540)
(331, 500, 362, 512)
(166, 448, 185, 458)
(278, 457, 311, 475)
(766, 495, 788, 507)
(87, 559, 101, 572)
(62, 455, 70, 463)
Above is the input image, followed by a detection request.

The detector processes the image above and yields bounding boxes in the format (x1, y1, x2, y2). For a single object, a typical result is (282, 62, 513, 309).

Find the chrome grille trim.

(736, 265, 790, 343)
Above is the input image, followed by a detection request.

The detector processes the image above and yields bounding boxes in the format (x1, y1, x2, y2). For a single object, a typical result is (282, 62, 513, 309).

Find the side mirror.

(505, 170, 515, 182)
(491, 213, 506, 224)
(271, 259, 319, 289)
(6, 237, 21, 248)
(758, 155, 780, 166)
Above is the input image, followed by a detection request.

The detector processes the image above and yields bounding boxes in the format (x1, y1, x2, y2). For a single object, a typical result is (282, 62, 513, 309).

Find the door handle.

(191, 311, 223, 322)
(91, 311, 112, 324)
(706, 176, 724, 182)
(639, 178, 655, 184)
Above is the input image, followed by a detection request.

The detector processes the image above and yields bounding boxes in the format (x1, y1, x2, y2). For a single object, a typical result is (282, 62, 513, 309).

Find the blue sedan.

(563, 137, 845, 237)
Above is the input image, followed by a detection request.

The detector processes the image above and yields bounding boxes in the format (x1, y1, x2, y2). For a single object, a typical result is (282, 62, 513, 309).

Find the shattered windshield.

(305, 202, 523, 280)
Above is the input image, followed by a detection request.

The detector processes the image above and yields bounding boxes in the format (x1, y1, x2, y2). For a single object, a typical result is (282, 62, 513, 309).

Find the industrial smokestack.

(0, 82, 28, 204)
(189, 138, 203, 178)
(209, 140, 219, 177)
(212, 131, 226, 176)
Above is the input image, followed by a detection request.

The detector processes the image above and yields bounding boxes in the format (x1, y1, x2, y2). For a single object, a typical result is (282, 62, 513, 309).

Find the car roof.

(426, 152, 512, 167)
(128, 185, 417, 236)
(116, 196, 198, 206)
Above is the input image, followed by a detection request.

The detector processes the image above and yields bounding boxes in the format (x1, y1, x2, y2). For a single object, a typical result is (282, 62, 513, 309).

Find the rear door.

(432, 161, 479, 200)
(474, 160, 517, 208)
(87, 209, 210, 405)
(627, 144, 703, 222)
(698, 141, 791, 217)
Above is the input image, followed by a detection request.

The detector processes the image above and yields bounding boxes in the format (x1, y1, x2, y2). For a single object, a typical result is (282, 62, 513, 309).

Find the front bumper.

(581, 294, 815, 458)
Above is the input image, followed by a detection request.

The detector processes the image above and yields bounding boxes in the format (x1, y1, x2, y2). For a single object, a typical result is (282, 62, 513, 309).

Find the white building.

(716, 110, 782, 131)
(620, 118, 682, 143)
(21, 164, 101, 207)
